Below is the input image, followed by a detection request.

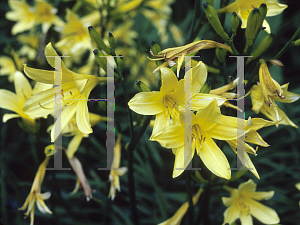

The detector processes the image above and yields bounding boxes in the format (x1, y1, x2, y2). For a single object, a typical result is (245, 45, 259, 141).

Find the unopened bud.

(268, 59, 284, 67)
(294, 39, 300, 46)
(247, 33, 274, 64)
(231, 12, 239, 34)
(216, 47, 228, 64)
(136, 81, 151, 92)
(245, 8, 261, 46)
(108, 32, 115, 50)
(258, 3, 267, 24)
(203, 3, 229, 41)
(150, 41, 161, 55)
(200, 81, 212, 94)
(93, 49, 107, 72)
(88, 26, 112, 54)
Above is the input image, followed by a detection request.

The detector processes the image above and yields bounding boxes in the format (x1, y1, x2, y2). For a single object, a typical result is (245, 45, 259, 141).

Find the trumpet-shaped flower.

(129, 62, 209, 137)
(250, 65, 299, 127)
(19, 156, 52, 225)
(222, 179, 280, 225)
(108, 134, 127, 200)
(23, 43, 108, 141)
(217, 0, 287, 33)
(158, 188, 203, 225)
(0, 71, 51, 131)
(150, 40, 232, 76)
(151, 100, 244, 179)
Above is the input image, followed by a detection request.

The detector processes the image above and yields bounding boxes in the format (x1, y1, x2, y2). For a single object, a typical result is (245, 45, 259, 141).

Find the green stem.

(227, 39, 240, 55)
(186, 170, 194, 224)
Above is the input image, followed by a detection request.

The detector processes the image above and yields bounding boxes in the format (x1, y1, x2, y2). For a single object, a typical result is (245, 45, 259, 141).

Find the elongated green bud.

(88, 26, 112, 54)
(258, 3, 267, 24)
(245, 8, 261, 46)
(93, 49, 107, 72)
(247, 33, 274, 64)
(205, 64, 220, 74)
(206, 0, 213, 5)
(294, 39, 300, 46)
(200, 81, 211, 94)
(151, 41, 163, 67)
(116, 55, 123, 73)
(215, 47, 227, 64)
(231, 12, 239, 34)
(108, 32, 115, 50)
(136, 80, 151, 92)
(203, 3, 229, 41)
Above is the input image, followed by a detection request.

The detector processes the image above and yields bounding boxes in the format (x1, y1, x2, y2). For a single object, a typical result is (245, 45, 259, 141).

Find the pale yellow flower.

(158, 188, 203, 225)
(0, 51, 24, 82)
(19, 156, 52, 225)
(222, 179, 280, 225)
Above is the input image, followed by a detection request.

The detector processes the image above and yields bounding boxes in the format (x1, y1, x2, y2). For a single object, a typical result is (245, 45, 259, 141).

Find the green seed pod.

(108, 32, 115, 50)
(203, 3, 229, 41)
(200, 81, 212, 94)
(88, 26, 112, 54)
(247, 33, 274, 64)
(245, 8, 261, 46)
(215, 47, 228, 64)
(231, 12, 239, 34)
(294, 39, 300, 46)
(93, 49, 107, 72)
(116, 55, 123, 73)
(136, 80, 151, 92)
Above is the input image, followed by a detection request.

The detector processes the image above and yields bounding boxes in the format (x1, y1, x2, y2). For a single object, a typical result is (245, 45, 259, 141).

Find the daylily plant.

(222, 179, 280, 225)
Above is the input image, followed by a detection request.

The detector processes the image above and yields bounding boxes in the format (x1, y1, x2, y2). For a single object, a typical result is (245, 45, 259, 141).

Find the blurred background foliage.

(0, 0, 300, 225)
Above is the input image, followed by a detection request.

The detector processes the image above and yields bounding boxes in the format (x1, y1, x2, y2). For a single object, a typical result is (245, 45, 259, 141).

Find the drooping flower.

(19, 156, 52, 225)
(108, 134, 127, 200)
(222, 179, 280, 225)
(217, 0, 287, 33)
(0, 71, 51, 132)
(158, 188, 203, 225)
(23, 43, 108, 141)
(151, 100, 244, 179)
(128, 62, 209, 137)
(250, 61, 299, 127)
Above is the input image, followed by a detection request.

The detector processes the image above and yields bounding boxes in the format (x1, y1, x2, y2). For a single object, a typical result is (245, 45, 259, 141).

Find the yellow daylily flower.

(158, 188, 203, 225)
(6, 0, 63, 35)
(0, 71, 51, 131)
(250, 82, 299, 128)
(18, 32, 40, 60)
(108, 134, 127, 200)
(23, 43, 108, 141)
(128, 62, 207, 137)
(0, 51, 24, 82)
(19, 156, 52, 225)
(222, 179, 280, 225)
(152, 100, 243, 179)
(225, 117, 275, 179)
(217, 0, 287, 33)
(55, 9, 100, 57)
(150, 40, 232, 75)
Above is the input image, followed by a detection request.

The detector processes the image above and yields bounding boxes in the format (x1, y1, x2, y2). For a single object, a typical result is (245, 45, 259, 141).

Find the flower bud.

(268, 59, 284, 68)
(136, 80, 151, 92)
(294, 39, 300, 46)
(245, 8, 261, 46)
(93, 49, 107, 72)
(231, 12, 239, 35)
(216, 47, 228, 64)
(88, 26, 112, 54)
(151, 41, 163, 67)
(258, 3, 267, 24)
(108, 32, 115, 51)
(200, 81, 212, 94)
(203, 3, 229, 41)
(116, 55, 123, 73)
(247, 33, 274, 64)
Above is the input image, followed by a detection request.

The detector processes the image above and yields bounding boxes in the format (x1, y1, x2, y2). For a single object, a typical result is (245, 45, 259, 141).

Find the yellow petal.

(67, 133, 84, 158)
(198, 132, 231, 179)
(191, 93, 225, 110)
(23, 88, 54, 118)
(3, 113, 20, 122)
(208, 122, 240, 140)
(14, 71, 32, 101)
(265, 1, 288, 16)
(250, 84, 264, 113)
(150, 110, 170, 138)
(151, 125, 184, 149)
(239, 213, 253, 225)
(275, 83, 300, 103)
(128, 92, 165, 115)
(222, 204, 240, 225)
(89, 113, 104, 127)
(173, 144, 194, 178)
(24, 65, 55, 84)
(262, 20, 271, 34)
(76, 100, 92, 134)
(0, 90, 23, 115)
(160, 67, 178, 94)
(195, 100, 221, 131)
(245, 130, 269, 147)
(247, 198, 280, 224)
(249, 191, 275, 201)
